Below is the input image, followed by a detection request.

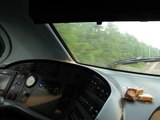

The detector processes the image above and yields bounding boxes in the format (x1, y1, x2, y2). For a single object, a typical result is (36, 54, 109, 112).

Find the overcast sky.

(102, 21, 160, 49)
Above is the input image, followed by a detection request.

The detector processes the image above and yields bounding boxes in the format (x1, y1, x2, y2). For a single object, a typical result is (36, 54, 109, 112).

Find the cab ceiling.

(29, 1, 160, 24)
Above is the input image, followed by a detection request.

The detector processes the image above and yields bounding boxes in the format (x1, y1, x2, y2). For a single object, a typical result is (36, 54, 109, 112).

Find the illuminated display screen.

(0, 74, 11, 95)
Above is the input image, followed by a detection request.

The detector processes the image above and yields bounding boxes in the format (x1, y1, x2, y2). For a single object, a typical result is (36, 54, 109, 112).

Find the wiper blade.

(108, 57, 160, 68)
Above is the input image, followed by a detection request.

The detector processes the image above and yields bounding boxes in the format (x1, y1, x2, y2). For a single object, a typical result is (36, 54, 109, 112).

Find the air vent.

(0, 37, 5, 57)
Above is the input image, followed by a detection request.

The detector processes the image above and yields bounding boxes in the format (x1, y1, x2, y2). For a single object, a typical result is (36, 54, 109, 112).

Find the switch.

(23, 91, 30, 97)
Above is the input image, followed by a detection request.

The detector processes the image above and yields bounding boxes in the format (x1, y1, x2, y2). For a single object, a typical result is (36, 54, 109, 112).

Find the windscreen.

(54, 22, 160, 75)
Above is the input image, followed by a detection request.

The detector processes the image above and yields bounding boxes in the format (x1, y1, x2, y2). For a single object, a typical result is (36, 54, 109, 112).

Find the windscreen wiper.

(108, 57, 160, 68)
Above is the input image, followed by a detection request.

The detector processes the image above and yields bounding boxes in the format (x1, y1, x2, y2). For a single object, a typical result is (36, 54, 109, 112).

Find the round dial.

(26, 75, 36, 87)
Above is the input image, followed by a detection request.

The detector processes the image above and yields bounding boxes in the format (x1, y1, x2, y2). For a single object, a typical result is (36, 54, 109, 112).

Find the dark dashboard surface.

(0, 60, 111, 120)
(1, 59, 160, 120)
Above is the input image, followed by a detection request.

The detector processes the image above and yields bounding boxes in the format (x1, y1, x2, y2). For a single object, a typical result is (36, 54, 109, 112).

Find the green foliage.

(54, 23, 159, 67)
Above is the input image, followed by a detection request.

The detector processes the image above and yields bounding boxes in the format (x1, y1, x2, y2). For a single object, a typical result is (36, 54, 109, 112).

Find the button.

(89, 106, 94, 112)
(16, 74, 21, 78)
(15, 81, 18, 85)
(95, 110, 98, 114)
(18, 82, 22, 85)
(11, 86, 15, 90)
(39, 83, 43, 88)
(20, 74, 25, 79)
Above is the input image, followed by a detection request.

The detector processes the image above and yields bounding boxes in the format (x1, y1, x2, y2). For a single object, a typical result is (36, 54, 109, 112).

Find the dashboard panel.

(0, 60, 111, 120)
(0, 60, 160, 120)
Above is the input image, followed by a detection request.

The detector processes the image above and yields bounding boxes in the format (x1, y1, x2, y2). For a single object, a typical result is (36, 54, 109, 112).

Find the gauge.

(26, 75, 36, 87)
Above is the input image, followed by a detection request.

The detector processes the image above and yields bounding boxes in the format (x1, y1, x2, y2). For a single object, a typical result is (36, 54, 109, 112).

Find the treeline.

(54, 23, 159, 67)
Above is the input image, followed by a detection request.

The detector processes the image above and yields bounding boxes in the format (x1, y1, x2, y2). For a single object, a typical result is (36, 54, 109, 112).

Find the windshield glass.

(54, 22, 160, 75)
